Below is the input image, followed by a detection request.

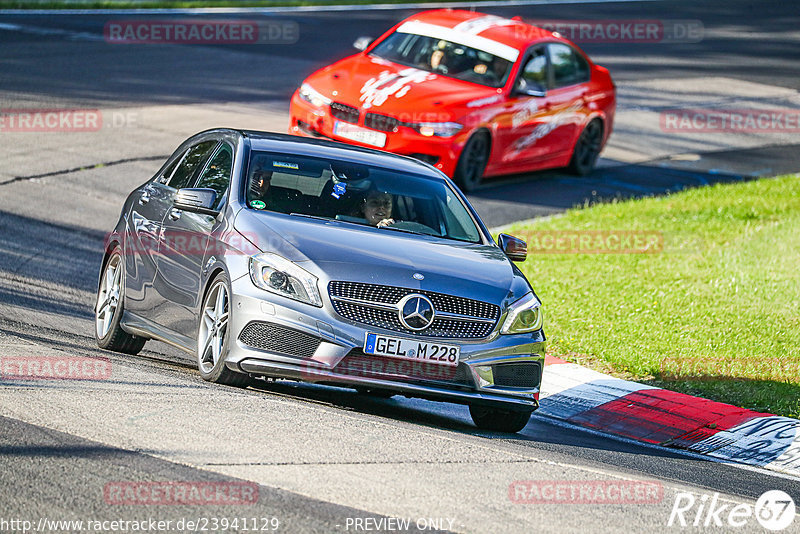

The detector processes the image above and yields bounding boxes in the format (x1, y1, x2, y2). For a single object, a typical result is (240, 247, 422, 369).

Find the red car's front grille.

(330, 102, 359, 124)
(364, 113, 400, 133)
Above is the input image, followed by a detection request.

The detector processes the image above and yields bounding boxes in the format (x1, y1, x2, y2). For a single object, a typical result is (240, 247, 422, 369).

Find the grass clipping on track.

(506, 174, 800, 419)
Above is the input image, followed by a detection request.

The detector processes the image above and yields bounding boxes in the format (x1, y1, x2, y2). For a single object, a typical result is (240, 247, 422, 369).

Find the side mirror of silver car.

(353, 36, 374, 51)
(498, 233, 527, 262)
(174, 188, 218, 216)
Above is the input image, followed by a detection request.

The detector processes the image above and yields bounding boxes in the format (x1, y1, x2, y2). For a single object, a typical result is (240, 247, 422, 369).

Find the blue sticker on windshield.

(331, 182, 347, 199)
(273, 161, 299, 170)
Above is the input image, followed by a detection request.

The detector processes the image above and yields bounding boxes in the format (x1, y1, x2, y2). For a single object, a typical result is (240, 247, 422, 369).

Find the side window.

(520, 48, 548, 92)
(549, 43, 590, 88)
(157, 156, 181, 184)
(167, 140, 218, 189)
(196, 143, 234, 207)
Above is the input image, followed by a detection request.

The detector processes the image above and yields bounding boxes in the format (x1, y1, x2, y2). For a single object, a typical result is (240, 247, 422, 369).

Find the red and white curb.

(539, 356, 800, 477)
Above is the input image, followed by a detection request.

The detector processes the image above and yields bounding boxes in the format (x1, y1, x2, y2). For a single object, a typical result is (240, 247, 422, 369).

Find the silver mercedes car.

(95, 129, 545, 432)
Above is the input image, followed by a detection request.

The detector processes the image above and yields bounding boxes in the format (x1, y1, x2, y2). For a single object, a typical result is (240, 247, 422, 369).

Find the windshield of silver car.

(245, 151, 483, 243)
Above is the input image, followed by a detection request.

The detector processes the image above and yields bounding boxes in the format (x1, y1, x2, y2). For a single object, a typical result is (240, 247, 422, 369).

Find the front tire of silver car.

(197, 273, 250, 388)
(95, 247, 146, 355)
(469, 405, 533, 433)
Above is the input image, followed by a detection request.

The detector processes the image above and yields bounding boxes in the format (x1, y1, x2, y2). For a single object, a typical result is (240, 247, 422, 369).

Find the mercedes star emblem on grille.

(397, 294, 435, 331)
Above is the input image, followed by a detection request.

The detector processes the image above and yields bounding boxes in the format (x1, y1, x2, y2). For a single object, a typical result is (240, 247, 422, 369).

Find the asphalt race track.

(1, 1, 799, 532)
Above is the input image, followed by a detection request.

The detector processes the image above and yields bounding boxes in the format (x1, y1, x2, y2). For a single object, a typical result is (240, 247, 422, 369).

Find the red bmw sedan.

(289, 9, 615, 191)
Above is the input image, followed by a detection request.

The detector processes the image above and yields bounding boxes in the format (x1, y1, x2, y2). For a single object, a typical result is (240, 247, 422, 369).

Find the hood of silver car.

(236, 211, 524, 305)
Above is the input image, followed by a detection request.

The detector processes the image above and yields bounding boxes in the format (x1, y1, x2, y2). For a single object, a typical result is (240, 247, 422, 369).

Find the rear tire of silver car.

(197, 273, 250, 388)
(567, 119, 603, 176)
(95, 247, 146, 355)
(469, 405, 533, 433)
(454, 131, 490, 192)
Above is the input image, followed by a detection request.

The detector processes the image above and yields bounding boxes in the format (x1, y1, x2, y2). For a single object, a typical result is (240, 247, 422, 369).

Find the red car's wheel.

(454, 132, 490, 192)
(568, 119, 603, 176)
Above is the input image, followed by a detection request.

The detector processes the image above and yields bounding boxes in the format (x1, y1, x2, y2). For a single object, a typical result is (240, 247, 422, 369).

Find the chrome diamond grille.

(328, 281, 500, 339)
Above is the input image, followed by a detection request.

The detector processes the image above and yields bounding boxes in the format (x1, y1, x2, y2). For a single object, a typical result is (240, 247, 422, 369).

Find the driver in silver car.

(359, 189, 395, 228)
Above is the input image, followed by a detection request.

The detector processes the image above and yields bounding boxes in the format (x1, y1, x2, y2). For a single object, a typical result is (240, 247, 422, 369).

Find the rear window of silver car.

(245, 152, 482, 243)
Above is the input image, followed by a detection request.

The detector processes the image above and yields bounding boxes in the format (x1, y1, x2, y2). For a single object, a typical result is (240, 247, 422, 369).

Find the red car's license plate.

(334, 121, 387, 148)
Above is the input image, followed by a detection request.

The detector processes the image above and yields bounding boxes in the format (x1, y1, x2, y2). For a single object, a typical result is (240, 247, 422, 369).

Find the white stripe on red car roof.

(397, 20, 520, 62)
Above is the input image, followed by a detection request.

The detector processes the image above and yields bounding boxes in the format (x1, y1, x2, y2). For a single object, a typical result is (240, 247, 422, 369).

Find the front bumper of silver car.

(225, 275, 546, 411)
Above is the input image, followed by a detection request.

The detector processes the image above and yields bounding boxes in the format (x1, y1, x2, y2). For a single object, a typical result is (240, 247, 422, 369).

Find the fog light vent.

(492, 362, 542, 389)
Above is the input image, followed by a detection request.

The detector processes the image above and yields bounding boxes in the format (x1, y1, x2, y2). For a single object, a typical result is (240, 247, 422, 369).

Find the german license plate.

(364, 333, 459, 366)
(334, 121, 387, 148)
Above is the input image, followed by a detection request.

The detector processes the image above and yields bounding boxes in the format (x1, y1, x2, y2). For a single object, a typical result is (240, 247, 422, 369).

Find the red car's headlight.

(298, 83, 332, 108)
(410, 122, 463, 137)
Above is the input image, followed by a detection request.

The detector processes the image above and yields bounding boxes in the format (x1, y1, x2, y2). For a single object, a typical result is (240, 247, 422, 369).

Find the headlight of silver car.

(298, 83, 332, 108)
(501, 293, 543, 334)
(249, 253, 322, 307)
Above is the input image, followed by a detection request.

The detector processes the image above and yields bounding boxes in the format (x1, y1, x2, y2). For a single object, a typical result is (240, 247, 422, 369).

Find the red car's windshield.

(370, 31, 513, 88)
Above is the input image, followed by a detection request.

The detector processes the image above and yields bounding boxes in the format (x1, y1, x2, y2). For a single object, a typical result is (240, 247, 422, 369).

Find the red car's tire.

(568, 119, 603, 176)
(454, 131, 490, 192)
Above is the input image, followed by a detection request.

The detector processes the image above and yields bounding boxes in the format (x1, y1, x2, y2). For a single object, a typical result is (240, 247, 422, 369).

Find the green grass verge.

(0, 0, 476, 9)
(505, 174, 800, 418)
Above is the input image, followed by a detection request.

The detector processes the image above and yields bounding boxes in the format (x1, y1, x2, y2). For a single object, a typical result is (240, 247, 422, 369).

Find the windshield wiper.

(290, 213, 366, 228)
(289, 213, 332, 222)
(378, 226, 431, 237)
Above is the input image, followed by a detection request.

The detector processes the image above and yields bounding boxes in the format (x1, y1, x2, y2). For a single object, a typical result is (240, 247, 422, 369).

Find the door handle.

(168, 208, 181, 221)
(138, 192, 150, 205)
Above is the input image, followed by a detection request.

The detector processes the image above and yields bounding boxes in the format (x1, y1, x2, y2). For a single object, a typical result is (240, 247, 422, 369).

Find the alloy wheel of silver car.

(96, 254, 122, 340)
(197, 274, 250, 387)
(199, 279, 229, 374)
(95, 247, 146, 354)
